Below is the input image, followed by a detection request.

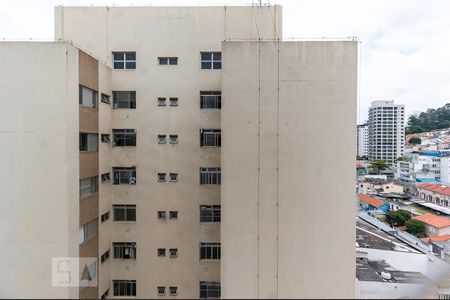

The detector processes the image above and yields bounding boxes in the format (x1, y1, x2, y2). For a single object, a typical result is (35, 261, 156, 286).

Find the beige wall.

(221, 41, 357, 298)
(0, 42, 80, 299)
(56, 6, 281, 299)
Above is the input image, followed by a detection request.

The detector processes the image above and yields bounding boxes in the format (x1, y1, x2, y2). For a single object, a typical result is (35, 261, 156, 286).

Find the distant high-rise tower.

(357, 123, 369, 158)
(368, 100, 405, 164)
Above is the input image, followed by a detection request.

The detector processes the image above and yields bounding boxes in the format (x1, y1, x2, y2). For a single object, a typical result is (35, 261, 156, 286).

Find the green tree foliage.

(405, 219, 426, 238)
(367, 160, 390, 174)
(408, 137, 422, 145)
(385, 210, 411, 227)
(406, 103, 450, 134)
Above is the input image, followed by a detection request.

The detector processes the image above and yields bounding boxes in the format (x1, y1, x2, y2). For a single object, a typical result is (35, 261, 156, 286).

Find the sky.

(1, 0, 450, 124)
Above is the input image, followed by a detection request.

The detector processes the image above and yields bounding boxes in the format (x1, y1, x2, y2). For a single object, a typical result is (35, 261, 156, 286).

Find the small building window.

(158, 97, 167, 106)
(79, 133, 98, 152)
(169, 97, 178, 106)
(200, 91, 221, 109)
(101, 211, 110, 223)
(79, 176, 99, 199)
(113, 280, 136, 297)
(113, 242, 137, 259)
(200, 243, 221, 260)
(157, 287, 166, 296)
(113, 167, 136, 185)
(200, 129, 221, 147)
(113, 91, 136, 109)
(157, 248, 166, 257)
(200, 205, 221, 223)
(200, 281, 220, 299)
(79, 219, 98, 245)
(113, 52, 136, 70)
(169, 211, 178, 219)
(157, 211, 167, 220)
(113, 129, 137, 147)
(169, 173, 178, 182)
(201, 52, 221, 69)
(158, 135, 167, 144)
(158, 57, 178, 65)
(169, 287, 178, 296)
(113, 204, 136, 222)
(100, 249, 110, 263)
(101, 93, 111, 104)
(200, 168, 221, 185)
(169, 135, 178, 144)
(79, 85, 98, 108)
(158, 173, 167, 182)
(169, 248, 178, 258)
(101, 173, 111, 183)
(101, 134, 111, 143)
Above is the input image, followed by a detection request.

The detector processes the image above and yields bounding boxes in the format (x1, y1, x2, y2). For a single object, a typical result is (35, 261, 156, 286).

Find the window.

(80, 176, 99, 199)
(199, 281, 220, 299)
(158, 211, 167, 220)
(200, 205, 221, 222)
(158, 135, 167, 144)
(101, 173, 111, 183)
(79, 85, 98, 108)
(113, 242, 137, 259)
(200, 243, 221, 260)
(158, 173, 167, 182)
(157, 248, 166, 257)
(113, 129, 137, 146)
(169, 248, 178, 258)
(79, 219, 98, 245)
(200, 168, 221, 185)
(157, 287, 166, 296)
(201, 52, 221, 69)
(101, 211, 110, 223)
(158, 57, 178, 65)
(101, 93, 110, 104)
(169, 287, 178, 296)
(79, 133, 98, 152)
(101, 249, 110, 263)
(113, 52, 136, 70)
(158, 97, 167, 106)
(113, 204, 136, 221)
(113, 91, 136, 109)
(200, 91, 221, 109)
(113, 280, 136, 297)
(200, 129, 221, 147)
(113, 167, 136, 185)
(169, 173, 178, 182)
(101, 134, 111, 143)
(169, 97, 178, 106)
(169, 135, 178, 144)
(169, 211, 178, 219)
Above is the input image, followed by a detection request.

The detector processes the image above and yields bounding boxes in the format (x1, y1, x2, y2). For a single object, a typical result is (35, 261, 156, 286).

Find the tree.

(368, 160, 390, 174)
(406, 103, 450, 134)
(385, 210, 411, 227)
(405, 219, 426, 238)
(408, 137, 422, 145)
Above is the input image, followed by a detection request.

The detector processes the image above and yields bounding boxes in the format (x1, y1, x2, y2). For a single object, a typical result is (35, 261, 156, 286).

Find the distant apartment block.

(357, 123, 369, 157)
(368, 100, 405, 164)
(0, 5, 357, 299)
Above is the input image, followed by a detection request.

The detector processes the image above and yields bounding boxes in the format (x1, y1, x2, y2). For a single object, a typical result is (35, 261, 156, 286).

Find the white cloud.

(1, 0, 449, 124)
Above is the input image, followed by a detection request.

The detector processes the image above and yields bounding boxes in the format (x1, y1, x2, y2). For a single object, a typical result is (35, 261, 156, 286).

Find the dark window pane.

(113, 52, 124, 60)
(169, 58, 178, 65)
(126, 62, 136, 69)
(201, 52, 211, 60)
(126, 52, 136, 60)
(127, 208, 136, 221)
(159, 58, 168, 65)
(114, 62, 124, 69)
(114, 207, 125, 221)
(213, 62, 221, 69)
(213, 52, 221, 60)
(202, 62, 211, 69)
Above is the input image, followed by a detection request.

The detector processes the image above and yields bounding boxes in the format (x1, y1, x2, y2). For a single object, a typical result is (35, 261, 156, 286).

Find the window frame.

(158, 57, 178, 65)
(112, 91, 136, 109)
(113, 204, 137, 222)
(101, 93, 111, 104)
(113, 280, 137, 297)
(79, 85, 98, 108)
(79, 176, 99, 200)
(200, 167, 221, 185)
(112, 167, 136, 185)
(199, 281, 221, 299)
(157, 97, 167, 106)
(113, 51, 136, 70)
(199, 243, 221, 260)
(169, 97, 178, 106)
(113, 129, 137, 147)
(158, 135, 167, 144)
(158, 173, 167, 182)
(169, 135, 178, 144)
(169, 173, 178, 182)
(200, 91, 221, 109)
(200, 129, 221, 147)
(200, 205, 221, 223)
(169, 211, 178, 219)
(113, 242, 137, 260)
(201, 52, 221, 70)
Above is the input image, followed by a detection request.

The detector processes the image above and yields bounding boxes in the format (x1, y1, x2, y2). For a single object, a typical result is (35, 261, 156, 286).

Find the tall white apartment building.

(0, 5, 357, 299)
(357, 123, 369, 157)
(368, 100, 405, 164)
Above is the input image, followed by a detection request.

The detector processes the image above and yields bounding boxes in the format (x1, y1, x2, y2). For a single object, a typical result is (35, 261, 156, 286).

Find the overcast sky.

(1, 0, 450, 123)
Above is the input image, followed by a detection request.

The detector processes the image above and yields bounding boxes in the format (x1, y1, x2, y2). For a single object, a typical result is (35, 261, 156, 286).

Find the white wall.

(0, 42, 79, 298)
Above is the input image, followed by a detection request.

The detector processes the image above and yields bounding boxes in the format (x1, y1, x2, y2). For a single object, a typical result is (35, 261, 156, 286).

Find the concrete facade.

(221, 41, 357, 298)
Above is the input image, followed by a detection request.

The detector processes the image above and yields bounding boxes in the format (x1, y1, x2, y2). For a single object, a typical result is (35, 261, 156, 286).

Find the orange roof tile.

(356, 164, 365, 169)
(421, 235, 450, 244)
(413, 213, 450, 229)
(417, 183, 450, 196)
(359, 193, 385, 208)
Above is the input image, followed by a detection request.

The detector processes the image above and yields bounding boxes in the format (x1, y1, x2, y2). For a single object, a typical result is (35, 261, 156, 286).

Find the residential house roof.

(413, 213, 450, 229)
(421, 235, 450, 244)
(417, 183, 450, 196)
(359, 194, 385, 208)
